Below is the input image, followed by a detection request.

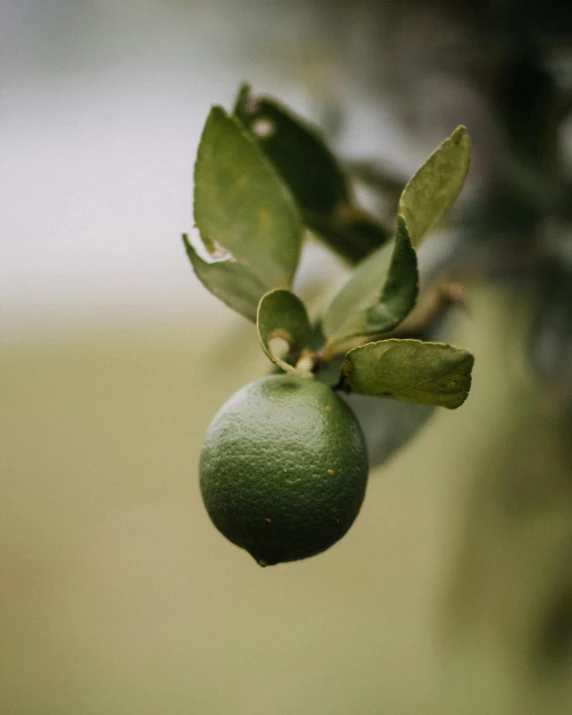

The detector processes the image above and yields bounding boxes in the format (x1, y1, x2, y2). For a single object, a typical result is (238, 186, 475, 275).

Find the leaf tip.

(236, 81, 251, 97)
(450, 124, 471, 153)
(446, 349, 475, 409)
(182, 232, 197, 258)
(208, 104, 227, 118)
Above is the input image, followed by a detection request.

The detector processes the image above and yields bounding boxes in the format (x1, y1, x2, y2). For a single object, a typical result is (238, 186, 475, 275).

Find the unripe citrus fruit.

(200, 375, 369, 566)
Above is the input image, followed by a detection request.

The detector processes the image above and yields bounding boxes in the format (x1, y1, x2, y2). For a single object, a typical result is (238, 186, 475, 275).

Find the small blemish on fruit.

(264, 517, 272, 523)
(335, 519, 341, 525)
(327, 469, 335, 476)
(324, 405, 332, 412)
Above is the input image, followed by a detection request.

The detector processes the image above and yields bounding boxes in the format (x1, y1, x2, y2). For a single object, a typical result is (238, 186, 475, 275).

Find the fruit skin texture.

(200, 375, 369, 566)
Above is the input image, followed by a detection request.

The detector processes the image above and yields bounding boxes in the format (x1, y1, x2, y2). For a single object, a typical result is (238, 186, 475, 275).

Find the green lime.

(200, 375, 369, 566)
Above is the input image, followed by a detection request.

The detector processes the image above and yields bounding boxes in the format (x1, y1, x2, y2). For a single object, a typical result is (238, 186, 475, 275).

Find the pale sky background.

(1, 0, 412, 331)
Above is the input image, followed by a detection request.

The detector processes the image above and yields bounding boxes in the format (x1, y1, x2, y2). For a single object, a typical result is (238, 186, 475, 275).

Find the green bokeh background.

(4, 289, 571, 714)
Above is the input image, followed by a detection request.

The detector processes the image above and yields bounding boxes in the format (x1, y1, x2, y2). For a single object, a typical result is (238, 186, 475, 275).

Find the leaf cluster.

(184, 85, 474, 411)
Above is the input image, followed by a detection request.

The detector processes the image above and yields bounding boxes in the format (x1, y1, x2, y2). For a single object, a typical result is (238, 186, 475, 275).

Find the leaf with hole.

(322, 216, 418, 348)
(398, 126, 471, 247)
(182, 233, 268, 322)
(234, 84, 388, 263)
(341, 338, 474, 408)
(189, 106, 302, 319)
(257, 289, 313, 375)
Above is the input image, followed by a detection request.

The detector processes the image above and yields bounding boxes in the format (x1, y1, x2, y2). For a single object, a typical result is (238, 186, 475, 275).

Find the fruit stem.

(295, 350, 316, 378)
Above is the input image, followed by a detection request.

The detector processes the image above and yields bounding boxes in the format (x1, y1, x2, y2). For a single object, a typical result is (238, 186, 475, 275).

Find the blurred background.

(2, 1, 572, 713)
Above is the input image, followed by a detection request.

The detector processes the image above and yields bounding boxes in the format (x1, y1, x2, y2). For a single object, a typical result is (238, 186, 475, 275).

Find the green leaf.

(192, 106, 302, 315)
(398, 126, 470, 247)
(257, 289, 313, 375)
(341, 338, 474, 409)
(182, 233, 267, 321)
(322, 216, 418, 346)
(234, 84, 388, 263)
(322, 245, 391, 340)
(234, 84, 349, 216)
